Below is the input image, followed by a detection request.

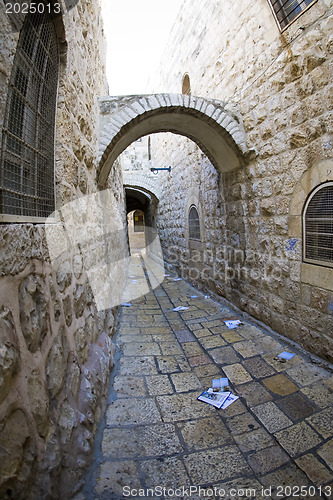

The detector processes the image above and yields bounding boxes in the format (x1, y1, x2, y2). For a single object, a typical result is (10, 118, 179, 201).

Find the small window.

(0, 6, 59, 219)
(268, 0, 315, 30)
(148, 136, 151, 161)
(303, 182, 333, 268)
(182, 73, 191, 95)
(189, 205, 200, 240)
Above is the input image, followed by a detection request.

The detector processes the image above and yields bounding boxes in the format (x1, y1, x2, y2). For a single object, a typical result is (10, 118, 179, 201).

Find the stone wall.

(0, 1, 123, 498)
(148, 0, 333, 362)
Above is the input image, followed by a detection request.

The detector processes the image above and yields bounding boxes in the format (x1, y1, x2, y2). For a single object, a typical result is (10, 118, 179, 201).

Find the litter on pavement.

(197, 390, 230, 409)
(197, 378, 238, 409)
(278, 351, 295, 359)
(173, 306, 189, 312)
(274, 351, 295, 363)
(220, 393, 239, 409)
(224, 319, 243, 329)
(212, 377, 229, 391)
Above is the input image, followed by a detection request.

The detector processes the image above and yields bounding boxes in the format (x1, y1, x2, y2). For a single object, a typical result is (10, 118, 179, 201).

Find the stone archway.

(97, 94, 249, 188)
(123, 171, 162, 201)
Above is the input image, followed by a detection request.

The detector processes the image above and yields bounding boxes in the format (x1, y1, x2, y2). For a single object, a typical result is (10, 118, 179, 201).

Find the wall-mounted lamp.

(150, 166, 171, 175)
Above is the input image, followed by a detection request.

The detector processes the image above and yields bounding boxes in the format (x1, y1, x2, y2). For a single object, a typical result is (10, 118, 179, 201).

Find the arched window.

(189, 205, 200, 240)
(0, 7, 59, 219)
(182, 73, 191, 95)
(303, 182, 333, 267)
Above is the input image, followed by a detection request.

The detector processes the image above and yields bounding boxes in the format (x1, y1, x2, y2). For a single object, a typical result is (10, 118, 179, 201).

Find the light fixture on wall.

(150, 166, 171, 175)
(149, 159, 171, 175)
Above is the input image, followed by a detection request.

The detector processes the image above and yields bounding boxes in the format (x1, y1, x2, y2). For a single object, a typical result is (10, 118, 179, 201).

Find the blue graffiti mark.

(285, 238, 298, 252)
(328, 302, 333, 315)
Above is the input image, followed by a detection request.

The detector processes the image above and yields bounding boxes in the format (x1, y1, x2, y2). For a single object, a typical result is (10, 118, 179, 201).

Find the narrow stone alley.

(82, 256, 333, 500)
(1, 1, 333, 497)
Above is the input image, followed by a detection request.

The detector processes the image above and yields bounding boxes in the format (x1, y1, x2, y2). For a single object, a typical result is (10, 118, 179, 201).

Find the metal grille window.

(268, 0, 315, 30)
(189, 205, 200, 240)
(0, 6, 59, 219)
(303, 182, 333, 268)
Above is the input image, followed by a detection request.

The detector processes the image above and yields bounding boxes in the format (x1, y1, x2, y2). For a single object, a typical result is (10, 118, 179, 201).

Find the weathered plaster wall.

(148, 0, 333, 362)
(0, 1, 123, 498)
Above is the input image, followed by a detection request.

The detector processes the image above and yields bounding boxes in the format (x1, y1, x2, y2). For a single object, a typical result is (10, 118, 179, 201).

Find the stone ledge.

(301, 262, 333, 290)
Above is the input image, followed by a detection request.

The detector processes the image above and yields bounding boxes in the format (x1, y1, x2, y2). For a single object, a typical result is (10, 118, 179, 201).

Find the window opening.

(303, 182, 333, 268)
(148, 136, 151, 161)
(182, 73, 191, 95)
(268, 0, 315, 30)
(0, 5, 59, 219)
(189, 205, 200, 240)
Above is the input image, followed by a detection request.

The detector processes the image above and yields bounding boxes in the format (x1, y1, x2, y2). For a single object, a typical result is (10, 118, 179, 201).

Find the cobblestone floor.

(83, 256, 333, 500)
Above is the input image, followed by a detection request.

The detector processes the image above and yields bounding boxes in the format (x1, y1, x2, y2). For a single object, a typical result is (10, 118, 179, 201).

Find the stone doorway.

(127, 210, 146, 254)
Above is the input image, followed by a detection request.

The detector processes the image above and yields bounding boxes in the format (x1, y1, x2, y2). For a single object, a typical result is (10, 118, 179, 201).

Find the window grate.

(303, 182, 333, 267)
(268, 0, 315, 29)
(0, 5, 59, 218)
(189, 205, 200, 240)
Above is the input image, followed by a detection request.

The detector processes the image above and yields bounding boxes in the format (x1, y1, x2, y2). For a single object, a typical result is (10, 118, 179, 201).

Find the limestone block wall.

(148, 0, 333, 362)
(0, 1, 123, 498)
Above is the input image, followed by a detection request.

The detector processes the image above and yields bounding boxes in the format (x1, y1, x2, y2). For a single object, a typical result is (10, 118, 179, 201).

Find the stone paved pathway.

(83, 256, 333, 500)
